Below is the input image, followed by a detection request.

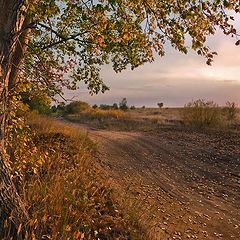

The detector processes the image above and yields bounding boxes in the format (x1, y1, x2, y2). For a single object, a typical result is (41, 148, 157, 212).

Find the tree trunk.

(0, 0, 29, 237)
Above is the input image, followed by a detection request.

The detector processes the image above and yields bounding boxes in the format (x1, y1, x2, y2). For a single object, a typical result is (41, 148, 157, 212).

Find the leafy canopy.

(24, 0, 239, 97)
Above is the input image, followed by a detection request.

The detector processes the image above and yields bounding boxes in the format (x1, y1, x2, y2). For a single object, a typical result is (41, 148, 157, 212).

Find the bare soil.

(82, 125, 240, 240)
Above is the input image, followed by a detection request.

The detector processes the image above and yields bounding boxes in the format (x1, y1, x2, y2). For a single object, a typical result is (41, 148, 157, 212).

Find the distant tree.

(112, 103, 119, 110)
(65, 101, 90, 114)
(130, 106, 136, 110)
(51, 105, 57, 113)
(99, 104, 111, 110)
(157, 102, 164, 108)
(57, 102, 66, 111)
(119, 98, 128, 111)
(92, 104, 98, 109)
(142, 106, 146, 109)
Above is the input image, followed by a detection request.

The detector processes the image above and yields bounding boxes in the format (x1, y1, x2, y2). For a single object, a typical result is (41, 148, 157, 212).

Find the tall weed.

(182, 99, 223, 128)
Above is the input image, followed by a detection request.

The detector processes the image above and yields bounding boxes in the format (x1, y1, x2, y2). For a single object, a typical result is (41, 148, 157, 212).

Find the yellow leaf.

(65, 224, 71, 232)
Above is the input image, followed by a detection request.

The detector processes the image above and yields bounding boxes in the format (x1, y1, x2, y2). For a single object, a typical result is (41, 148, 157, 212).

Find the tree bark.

(0, 0, 30, 237)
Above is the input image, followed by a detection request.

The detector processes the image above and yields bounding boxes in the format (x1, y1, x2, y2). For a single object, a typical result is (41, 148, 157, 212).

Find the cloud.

(64, 28, 240, 107)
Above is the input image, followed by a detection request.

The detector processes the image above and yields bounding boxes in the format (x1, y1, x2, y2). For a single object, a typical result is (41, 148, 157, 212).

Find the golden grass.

(28, 113, 91, 138)
(3, 114, 134, 239)
(89, 109, 126, 119)
(65, 107, 184, 132)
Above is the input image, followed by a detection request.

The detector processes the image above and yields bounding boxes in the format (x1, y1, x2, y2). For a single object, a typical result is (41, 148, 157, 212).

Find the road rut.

(84, 126, 240, 239)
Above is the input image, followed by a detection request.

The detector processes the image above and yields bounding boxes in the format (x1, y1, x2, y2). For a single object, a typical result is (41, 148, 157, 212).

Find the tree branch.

(36, 22, 92, 50)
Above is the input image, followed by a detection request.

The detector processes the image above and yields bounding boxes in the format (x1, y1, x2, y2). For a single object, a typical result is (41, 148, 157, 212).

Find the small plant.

(225, 101, 238, 121)
(182, 99, 222, 128)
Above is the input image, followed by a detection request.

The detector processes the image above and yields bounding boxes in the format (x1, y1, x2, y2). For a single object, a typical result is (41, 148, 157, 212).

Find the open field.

(65, 107, 240, 239)
(65, 108, 183, 126)
(65, 106, 240, 131)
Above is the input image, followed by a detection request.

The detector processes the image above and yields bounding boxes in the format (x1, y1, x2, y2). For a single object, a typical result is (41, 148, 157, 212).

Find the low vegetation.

(225, 101, 238, 121)
(65, 101, 90, 114)
(60, 99, 240, 132)
(64, 107, 128, 129)
(182, 99, 240, 129)
(182, 99, 222, 128)
(4, 114, 141, 239)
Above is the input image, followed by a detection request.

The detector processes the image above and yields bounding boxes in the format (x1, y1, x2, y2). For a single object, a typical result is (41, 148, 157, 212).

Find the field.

(64, 105, 240, 130)
(64, 107, 240, 239)
(64, 108, 183, 132)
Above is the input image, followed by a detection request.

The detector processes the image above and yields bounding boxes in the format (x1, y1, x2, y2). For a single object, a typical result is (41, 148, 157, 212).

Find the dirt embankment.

(82, 125, 240, 240)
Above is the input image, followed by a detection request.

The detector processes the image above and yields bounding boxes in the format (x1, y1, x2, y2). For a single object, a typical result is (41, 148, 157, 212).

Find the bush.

(183, 99, 222, 128)
(65, 101, 90, 114)
(51, 105, 57, 113)
(112, 103, 118, 109)
(21, 92, 51, 115)
(225, 101, 238, 121)
(99, 104, 111, 110)
(92, 104, 98, 109)
(57, 102, 66, 111)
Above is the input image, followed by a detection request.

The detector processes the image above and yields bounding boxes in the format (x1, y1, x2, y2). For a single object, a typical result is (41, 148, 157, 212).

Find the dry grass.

(4, 114, 136, 239)
(181, 100, 240, 130)
(127, 108, 181, 122)
(90, 109, 126, 119)
(65, 108, 127, 122)
(64, 108, 162, 131)
(65, 105, 240, 133)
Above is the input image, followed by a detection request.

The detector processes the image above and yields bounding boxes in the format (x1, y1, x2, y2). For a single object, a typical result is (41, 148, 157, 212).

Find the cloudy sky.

(65, 26, 240, 107)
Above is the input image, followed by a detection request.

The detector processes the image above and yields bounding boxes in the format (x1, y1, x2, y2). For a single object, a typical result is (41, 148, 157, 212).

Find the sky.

(65, 25, 240, 107)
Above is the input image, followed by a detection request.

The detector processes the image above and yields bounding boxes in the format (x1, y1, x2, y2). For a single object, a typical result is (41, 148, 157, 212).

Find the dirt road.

(84, 125, 240, 239)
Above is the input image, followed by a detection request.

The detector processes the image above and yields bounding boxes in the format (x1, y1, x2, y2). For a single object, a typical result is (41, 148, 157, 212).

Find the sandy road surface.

(83, 125, 240, 239)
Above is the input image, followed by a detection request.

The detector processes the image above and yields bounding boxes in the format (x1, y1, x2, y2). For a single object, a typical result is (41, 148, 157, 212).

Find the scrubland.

(64, 100, 240, 132)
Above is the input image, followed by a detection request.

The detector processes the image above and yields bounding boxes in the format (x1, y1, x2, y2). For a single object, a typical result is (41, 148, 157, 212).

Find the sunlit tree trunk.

(0, 0, 29, 236)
